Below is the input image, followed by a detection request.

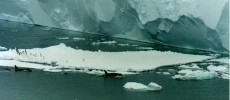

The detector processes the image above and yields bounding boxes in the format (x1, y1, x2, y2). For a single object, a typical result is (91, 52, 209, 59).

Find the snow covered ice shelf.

(0, 43, 212, 74)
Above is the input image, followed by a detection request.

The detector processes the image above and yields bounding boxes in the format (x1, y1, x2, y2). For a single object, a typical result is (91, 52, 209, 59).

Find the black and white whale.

(15, 65, 32, 72)
(104, 70, 123, 77)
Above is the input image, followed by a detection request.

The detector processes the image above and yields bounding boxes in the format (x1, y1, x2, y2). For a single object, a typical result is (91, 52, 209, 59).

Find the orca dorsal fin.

(104, 70, 108, 75)
(15, 65, 18, 71)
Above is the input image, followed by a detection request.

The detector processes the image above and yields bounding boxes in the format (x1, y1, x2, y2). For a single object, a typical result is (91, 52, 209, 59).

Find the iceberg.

(0, 0, 228, 51)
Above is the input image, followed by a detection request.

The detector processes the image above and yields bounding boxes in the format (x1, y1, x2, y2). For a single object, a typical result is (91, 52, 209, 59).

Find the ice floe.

(146, 82, 163, 91)
(207, 65, 228, 73)
(123, 82, 162, 91)
(92, 41, 117, 45)
(0, 43, 211, 73)
(117, 44, 129, 46)
(124, 82, 147, 90)
(73, 37, 86, 41)
(56, 37, 70, 40)
(0, 46, 7, 51)
(165, 61, 230, 80)
(136, 47, 153, 50)
(172, 69, 218, 80)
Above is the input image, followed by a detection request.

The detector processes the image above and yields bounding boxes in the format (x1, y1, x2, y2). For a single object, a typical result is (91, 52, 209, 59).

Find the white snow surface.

(0, 43, 212, 73)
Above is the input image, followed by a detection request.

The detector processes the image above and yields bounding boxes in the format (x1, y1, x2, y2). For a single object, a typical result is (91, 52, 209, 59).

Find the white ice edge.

(0, 43, 212, 74)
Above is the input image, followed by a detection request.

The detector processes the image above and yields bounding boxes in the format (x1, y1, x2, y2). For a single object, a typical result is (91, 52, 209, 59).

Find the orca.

(15, 65, 32, 72)
(104, 70, 123, 77)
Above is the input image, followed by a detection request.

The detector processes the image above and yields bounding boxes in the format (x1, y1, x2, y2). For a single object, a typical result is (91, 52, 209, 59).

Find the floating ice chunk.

(207, 65, 228, 73)
(0, 46, 7, 51)
(162, 72, 171, 75)
(156, 72, 162, 74)
(118, 44, 129, 46)
(56, 37, 69, 40)
(137, 47, 153, 50)
(73, 37, 85, 41)
(92, 41, 117, 45)
(146, 82, 163, 91)
(221, 74, 229, 80)
(123, 82, 147, 90)
(172, 69, 218, 80)
(124, 82, 162, 91)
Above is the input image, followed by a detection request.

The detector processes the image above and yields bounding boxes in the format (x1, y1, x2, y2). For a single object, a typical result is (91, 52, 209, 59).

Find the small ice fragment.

(0, 46, 7, 51)
(207, 65, 228, 72)
(221, 74, 229, 80)
(162, 72, 171, 75)
(56, 37, 69, 40)
(156, 72, 162, 74)
(173, 70, 218, 80)
(146, 82, 163, 91)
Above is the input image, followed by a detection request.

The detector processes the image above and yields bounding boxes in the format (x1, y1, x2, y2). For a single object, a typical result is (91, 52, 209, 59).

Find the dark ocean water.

(0, 20, 229, 100)
(0, 70, 229, 100)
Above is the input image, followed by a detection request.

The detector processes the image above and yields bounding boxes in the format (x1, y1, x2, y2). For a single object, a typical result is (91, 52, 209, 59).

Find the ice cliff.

(0, 0, 228, 51)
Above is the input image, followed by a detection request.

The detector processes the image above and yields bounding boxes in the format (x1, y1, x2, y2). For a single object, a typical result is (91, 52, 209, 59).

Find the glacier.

(0, 0, 228, 51)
